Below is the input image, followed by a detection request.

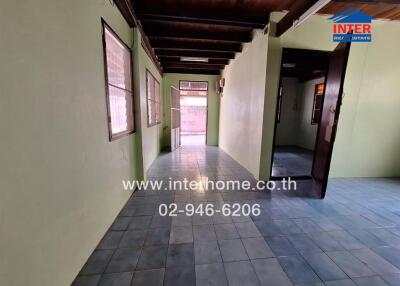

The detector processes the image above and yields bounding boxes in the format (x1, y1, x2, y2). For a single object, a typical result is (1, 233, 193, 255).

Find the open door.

(312, 42, 351, 198)
(171, 87, 181, 151)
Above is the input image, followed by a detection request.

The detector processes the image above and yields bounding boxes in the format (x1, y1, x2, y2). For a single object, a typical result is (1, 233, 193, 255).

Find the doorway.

(179, 80, 208, 146)
(270, 43, 351, 198)
(271, 48, 331, 179)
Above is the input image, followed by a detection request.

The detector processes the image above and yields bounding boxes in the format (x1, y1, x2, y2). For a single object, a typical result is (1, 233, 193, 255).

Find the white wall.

(219, 30, 269, 178)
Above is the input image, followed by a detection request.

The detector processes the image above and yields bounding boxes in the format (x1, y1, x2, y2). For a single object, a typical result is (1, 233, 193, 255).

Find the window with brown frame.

(311, 83, 325, 125)
(146, 71, 161, 126)
(102, 20, 134, 141)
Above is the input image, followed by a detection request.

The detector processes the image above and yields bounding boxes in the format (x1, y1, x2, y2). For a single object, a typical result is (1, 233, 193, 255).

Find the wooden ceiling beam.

(162, 63, 225, 70)
(159, 57, 229, 65)
(276, 0, 319, 37)
(141, 20, 253, 42)
(163, 68, 221, 75)
(149, 37, 242, 53)
(155, 49, 235, 59)
(136, 13, 266, 29)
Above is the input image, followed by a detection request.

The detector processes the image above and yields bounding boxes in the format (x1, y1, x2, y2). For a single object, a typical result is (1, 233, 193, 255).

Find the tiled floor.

(272, 146, 314, 177)
(181, 134, 206, 146)
(73, 146, 400, 286)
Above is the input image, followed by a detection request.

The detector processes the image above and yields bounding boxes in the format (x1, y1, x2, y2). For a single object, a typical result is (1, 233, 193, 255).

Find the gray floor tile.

(194, 241, 222, 264)
(278, 255, 322, 284)
(129, 216, 152, 230)
(287, 234, 322, 253)
(132, 269, 164, 286)
(215, 223, 240, 240)
(193, 224, 217, 241)
(144, 227, 170, 246)
(195, 263, 228, 286)
(350, 248, 400, 275)
(352, 275, 389, 286)
(136, 246, 167, 270)
(105, 247, 141, 273)
(324, 279, 357, 286)
(72, 275, 101, 286)
(301, 252, 348, 281)
(326, 251, 376, 277)
(372, 246, 400, 268)
(111, 217, 132, 231)
(119, 230, 147, 248)
(224, 260, 261, 286)
(172, 213, 193, 226)
(264, 236, 299, 257)
(97, 231, 124, 250)
(235, 222, 262, 238)
(170, 226, 193, 244)
(164, 265, 195, 286)
(328, 231, 367, 250)
(80, 250, 114, 275)
(251, 258, 292, 286)
(242, 237, 274, 259)
(381, 273, 400, 286)
(98, 272, 133, 286)
(219, 239, 248, 262)
(308, 231, 345, 252)
(167, 243, 194, 267)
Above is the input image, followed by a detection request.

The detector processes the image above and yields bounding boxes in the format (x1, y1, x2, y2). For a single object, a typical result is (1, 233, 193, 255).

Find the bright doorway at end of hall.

(179, 80, 208, 146)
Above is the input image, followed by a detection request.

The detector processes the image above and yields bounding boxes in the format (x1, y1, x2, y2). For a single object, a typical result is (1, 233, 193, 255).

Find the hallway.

(73, 147, 400, 286)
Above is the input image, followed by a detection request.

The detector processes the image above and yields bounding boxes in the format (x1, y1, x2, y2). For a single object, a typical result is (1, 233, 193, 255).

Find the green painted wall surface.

(259, 31, 282, 180)
(264, 13, 400, 178)
(162, 74, 220, 147)
(133, 30, 163, 174)
(0, 1, 162, 285)
(219, 30, 269, 178)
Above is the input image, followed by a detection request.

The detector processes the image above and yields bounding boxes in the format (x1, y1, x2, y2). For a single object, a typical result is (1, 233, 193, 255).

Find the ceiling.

(123, 0, 400, 75)
(280, 49, 331, 81)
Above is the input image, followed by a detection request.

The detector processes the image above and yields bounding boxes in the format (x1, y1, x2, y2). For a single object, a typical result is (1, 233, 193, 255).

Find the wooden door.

(312, 41, 351, 198)
(171, 87, 181, 151)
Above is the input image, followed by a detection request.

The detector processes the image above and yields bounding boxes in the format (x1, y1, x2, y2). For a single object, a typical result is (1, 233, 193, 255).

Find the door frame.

(178, 80, 209, 145)
(269, 48, 330, 181)
(170, 86, 181, 151)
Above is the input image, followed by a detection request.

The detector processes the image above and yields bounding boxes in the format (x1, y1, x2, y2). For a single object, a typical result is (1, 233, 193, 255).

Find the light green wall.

(259, 30, 282, 180)
(330, 20, 400, 177)
(262, 13, 400, 178)
(0, 1, 162, 285)
(220, 30, 269, 178)
(133, 30, 163, 174)
(275, 77, 300, 146)
(162, 73, 220, 147)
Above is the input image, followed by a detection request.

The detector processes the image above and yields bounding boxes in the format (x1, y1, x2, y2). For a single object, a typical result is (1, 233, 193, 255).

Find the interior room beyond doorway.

(271, 48, 331, 178)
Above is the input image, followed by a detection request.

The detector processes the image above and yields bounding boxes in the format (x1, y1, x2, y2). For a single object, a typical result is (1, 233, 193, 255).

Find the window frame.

(146, 69, 161, 127)
(102, 19, 135, 141)
(179, 80, 209, 92)
(311, 83, 324, 125)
